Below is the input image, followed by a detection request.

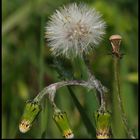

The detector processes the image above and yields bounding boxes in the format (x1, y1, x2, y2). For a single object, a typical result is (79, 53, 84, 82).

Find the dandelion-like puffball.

(45, 3, 106, 58)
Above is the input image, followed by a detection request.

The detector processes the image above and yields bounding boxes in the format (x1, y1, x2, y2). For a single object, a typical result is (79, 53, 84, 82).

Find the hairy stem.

(87, 69, 107, 111)
(33, 79, 105, 104)
(113, 57, 135, 139)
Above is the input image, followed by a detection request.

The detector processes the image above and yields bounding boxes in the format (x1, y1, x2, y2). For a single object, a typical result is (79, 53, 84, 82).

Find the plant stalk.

(113, 56, 135, 139)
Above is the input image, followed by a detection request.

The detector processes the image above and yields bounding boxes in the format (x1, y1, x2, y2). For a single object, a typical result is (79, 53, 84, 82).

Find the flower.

(53, 108, 74, 139)
(19, 100, 41, 133)
(95, 110, 111, 139)
(45, 3, 106, 59)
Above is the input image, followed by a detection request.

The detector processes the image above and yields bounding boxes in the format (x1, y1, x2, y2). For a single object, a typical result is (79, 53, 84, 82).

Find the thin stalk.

(113, 57, 135, 139)
(39, 16, 45, 90)
(39, 16, 48, 137)
(87, 69, 106, 111)
(34, 80, 94, 102)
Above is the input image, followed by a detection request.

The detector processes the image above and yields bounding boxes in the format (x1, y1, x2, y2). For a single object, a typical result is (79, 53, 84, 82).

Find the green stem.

(39, 16, 48, 137)
(113, 56, 135, 139)
(39, 16, 45, 90)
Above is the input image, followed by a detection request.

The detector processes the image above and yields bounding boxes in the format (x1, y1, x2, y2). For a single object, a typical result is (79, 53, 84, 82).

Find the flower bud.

(53, 109, 74, 139)
(19, 100, 41, 133)
(95, 110, 111, 139)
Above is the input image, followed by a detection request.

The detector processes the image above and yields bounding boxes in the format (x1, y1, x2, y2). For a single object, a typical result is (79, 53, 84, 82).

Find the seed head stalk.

(113, 56, 135, 139)
(110, 35, 135, 139)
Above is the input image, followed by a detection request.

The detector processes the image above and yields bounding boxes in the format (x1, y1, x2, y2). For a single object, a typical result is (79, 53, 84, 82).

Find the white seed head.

(45, 3, 106, 58)
(19, 119, 31, 133)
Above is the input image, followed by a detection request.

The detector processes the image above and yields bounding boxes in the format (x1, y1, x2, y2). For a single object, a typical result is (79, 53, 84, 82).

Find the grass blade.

(67, 86, 96, 138)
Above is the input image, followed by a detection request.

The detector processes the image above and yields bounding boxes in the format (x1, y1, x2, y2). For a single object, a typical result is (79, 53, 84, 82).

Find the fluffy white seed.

(45, 3, 106, 59)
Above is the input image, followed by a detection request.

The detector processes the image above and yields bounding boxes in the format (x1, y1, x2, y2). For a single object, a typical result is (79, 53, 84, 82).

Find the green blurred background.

(2, 0, 138, 139)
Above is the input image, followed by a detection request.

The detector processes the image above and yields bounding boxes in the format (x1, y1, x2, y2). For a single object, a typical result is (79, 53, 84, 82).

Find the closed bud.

(95, 110, 111, 139)
(19, 100, 41, 133)
(53, 108, 74, 139)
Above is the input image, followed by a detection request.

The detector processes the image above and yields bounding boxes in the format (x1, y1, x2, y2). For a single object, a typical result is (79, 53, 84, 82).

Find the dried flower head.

(109, 34, 122, 53)
(109, 34, 122, 58)
(45, 3, 106, 58)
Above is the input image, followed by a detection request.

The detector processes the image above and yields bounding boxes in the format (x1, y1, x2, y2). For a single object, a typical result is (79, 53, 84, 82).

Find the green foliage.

(2, 0, 138, 138)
